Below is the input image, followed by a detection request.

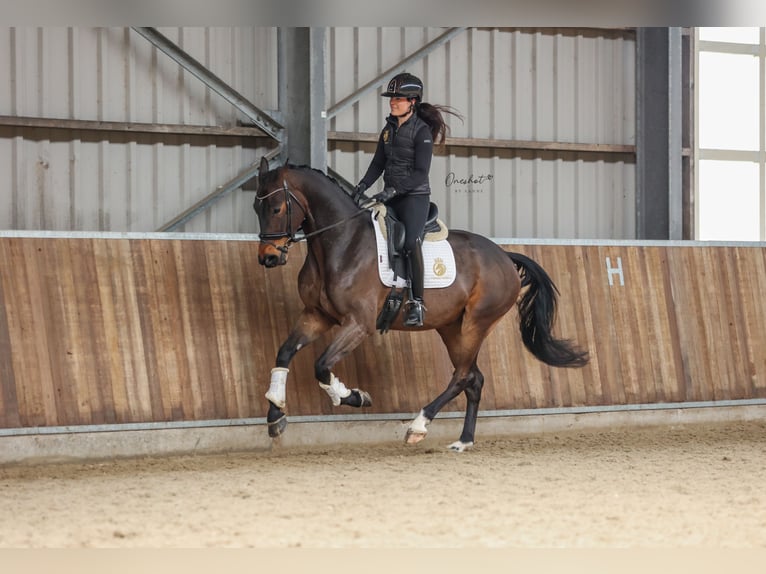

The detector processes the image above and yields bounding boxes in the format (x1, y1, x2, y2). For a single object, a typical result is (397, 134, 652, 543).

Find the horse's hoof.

(404, 429, 427, 445)
(355, 389, 373, 407)
(267, 415, 287, 438)
(340, 389, 373, 408)
(447, 440, 473, 452)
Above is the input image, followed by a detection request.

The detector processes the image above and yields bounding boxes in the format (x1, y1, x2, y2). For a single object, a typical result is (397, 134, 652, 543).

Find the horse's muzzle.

(259, 253, 285, 268)
(258, 242, 289, 267)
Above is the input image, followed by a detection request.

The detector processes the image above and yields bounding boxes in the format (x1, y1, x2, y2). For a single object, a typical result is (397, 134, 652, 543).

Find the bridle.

(255, 180, 307, 253)
(255, 179, 369, 255)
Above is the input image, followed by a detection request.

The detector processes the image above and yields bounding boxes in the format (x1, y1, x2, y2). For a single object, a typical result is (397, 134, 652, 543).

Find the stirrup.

(403, 299, 425, 327)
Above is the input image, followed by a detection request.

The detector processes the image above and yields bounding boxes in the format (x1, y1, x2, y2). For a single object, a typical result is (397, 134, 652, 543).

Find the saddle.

(376, 203, 445, 278)
(373, 203, 447, 333)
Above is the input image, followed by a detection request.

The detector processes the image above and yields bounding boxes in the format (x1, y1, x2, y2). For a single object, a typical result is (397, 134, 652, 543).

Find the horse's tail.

(507, 251, 589, 368)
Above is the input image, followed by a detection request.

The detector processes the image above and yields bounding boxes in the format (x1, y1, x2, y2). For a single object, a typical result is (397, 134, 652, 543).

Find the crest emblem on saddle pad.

(371, 211, 456, 289)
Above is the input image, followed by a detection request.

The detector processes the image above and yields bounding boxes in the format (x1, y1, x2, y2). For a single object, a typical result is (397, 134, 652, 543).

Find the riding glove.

(372, 186, 397, 204)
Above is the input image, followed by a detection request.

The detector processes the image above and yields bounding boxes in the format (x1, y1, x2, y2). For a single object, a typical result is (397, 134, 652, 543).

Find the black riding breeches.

(386, 193, 430, 252)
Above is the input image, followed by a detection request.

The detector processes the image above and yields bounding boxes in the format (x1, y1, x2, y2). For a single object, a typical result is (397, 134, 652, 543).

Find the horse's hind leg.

(448, 362, 484, 452)
(405, 321, 489, 451)
(405, 368, 475, 446)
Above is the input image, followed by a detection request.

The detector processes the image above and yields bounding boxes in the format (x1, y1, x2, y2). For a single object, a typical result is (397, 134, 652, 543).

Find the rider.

(353, 72, 460, 327)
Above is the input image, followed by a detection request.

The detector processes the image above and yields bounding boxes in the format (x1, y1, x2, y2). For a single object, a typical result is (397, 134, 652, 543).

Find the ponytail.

(416, 102, 463, 144)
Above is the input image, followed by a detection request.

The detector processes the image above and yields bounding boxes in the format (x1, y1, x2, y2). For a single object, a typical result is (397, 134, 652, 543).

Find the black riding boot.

(404, 238, 426, 327)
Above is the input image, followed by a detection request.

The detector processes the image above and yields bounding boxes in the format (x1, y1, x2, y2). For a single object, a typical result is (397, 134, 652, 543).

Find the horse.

(252, 157, 589, 451)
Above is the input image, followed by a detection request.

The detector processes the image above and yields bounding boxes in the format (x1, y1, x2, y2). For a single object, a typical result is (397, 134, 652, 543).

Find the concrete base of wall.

(2, 404, 765, 466)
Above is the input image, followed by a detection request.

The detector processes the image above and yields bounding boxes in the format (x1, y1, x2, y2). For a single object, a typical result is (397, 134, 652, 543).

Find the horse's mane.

(284, 163, 347, 196)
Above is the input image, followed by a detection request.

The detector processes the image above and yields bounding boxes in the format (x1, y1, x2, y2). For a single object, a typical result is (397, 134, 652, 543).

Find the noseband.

(255, 179, 369, 254)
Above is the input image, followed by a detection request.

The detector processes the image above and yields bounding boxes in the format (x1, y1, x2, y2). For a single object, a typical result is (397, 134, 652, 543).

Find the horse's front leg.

(265, 309, 333, 438)
(314, 318, 373, 409)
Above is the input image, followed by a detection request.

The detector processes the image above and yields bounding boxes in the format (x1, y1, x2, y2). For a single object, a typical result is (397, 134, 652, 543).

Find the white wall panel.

(0, 26, 277, 233)
(328, 27, 636, 239)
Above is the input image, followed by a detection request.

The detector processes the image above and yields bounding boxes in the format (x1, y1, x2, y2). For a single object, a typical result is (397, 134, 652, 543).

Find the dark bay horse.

(253, 157, 588, 451)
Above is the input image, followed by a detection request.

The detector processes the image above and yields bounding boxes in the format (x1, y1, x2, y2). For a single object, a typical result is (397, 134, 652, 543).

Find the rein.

(300, 209, 369, 241)
(256, 179, 370, 251)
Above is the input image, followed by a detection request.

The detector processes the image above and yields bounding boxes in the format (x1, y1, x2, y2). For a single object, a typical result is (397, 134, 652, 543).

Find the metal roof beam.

(131, 27, 284, 142)
(324, 27, 467, 120)
(157, 148, 281, 232)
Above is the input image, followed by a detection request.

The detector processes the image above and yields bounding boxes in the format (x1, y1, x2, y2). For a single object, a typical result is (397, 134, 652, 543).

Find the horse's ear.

(259, 156, 270, 178)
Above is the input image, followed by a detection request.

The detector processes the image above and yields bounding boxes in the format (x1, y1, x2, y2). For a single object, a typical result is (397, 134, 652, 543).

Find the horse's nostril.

(263, 255, 279, 268)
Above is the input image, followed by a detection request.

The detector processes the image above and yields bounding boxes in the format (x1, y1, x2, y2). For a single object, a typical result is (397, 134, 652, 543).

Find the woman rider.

(353, 72, 460, 327)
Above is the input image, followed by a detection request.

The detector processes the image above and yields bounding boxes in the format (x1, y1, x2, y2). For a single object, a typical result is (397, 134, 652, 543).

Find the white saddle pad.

(371, 210, 456, 289)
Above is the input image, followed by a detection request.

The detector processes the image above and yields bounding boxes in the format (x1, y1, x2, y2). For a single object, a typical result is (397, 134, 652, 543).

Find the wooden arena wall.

(1, 235, 765, 430)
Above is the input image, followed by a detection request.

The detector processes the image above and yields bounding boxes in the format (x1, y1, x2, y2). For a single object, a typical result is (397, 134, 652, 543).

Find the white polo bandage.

(265, 367, 289, 409)
(319, 373, 352, 406)
(409, 410, 430, 433)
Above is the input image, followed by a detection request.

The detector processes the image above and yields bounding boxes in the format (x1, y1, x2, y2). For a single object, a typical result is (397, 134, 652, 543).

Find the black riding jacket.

(359, 113, 433, 196)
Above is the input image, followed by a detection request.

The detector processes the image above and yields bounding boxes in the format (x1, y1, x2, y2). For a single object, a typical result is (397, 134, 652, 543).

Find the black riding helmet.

(382, 72, 423, 101)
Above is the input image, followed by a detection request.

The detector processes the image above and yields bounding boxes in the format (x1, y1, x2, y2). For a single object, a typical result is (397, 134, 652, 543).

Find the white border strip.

(2, 229, 766, 248)
(0, 230, 261, 242)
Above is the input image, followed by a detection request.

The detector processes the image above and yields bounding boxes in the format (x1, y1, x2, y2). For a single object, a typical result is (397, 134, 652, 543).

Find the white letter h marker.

(605, 256, 624, 287)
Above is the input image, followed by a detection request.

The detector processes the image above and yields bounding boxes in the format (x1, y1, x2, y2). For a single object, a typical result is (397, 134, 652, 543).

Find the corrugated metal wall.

(0, 27, 636, 239)
(0, 27, 277, 233)
(328, 27, 636, 239)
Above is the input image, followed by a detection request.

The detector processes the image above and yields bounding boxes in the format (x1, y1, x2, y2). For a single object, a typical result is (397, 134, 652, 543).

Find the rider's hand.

(372, 186, 397, 204)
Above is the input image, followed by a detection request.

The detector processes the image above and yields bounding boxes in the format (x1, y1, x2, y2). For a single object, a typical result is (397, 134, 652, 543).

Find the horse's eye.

(272, 206, 281, 215)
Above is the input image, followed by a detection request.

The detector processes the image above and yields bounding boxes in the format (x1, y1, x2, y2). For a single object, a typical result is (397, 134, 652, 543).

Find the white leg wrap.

(409, 410, 430, 434)
(319, 373, 352, 406)
(265, 367, 289, 409)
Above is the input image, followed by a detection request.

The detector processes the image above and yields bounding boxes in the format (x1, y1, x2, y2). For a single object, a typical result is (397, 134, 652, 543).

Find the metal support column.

(279, 27, 327, 169)
(636, 27, 685, 240)
(668, 27, 684, 240)
(310, 28, 328, 170)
